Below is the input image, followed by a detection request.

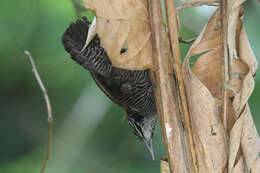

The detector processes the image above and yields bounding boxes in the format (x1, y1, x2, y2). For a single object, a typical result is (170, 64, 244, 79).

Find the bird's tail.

(62, 17, 100, 66)
(62, 17, 90, 52)
(62, 17, 112, 76)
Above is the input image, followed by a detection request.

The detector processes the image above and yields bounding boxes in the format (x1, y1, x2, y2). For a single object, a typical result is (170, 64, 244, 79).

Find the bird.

(62, 17, 157, 160)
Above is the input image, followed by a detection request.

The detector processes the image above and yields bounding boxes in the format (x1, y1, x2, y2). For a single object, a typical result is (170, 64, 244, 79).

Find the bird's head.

(126, 110, 157, 160)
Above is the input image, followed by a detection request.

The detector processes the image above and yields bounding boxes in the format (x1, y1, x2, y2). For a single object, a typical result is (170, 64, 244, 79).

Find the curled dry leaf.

(226, 0, 247, 74)
(183, 10, 228, 173)
(84, 0, 153, 70)
(183, 8, 260, 173)
(231, 13, 260, 173)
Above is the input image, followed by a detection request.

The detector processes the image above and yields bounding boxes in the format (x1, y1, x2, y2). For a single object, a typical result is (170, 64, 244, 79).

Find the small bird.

(62, 17, 157, 160)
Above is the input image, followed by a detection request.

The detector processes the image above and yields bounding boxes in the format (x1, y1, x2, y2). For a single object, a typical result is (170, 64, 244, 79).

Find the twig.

(220, 0, 228, 132)
(147, 0, 189, 172)
(24, 50, 54, 173)
(71, 0, 87, 18)
(177, 1, 219, 11)
(165, 0, 198, 172)
(179, 36, 197, 44)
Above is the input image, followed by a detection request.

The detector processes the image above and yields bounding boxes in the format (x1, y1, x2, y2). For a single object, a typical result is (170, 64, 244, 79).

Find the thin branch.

(177, 1, 219, 11)
(71, 0, 87, 18)
(179, 36, 197, 44)
(165, 0, 198, 172)
(147, 0, 189, 172)
(220, 0, 229, 132)
(24, 50, 54, 173)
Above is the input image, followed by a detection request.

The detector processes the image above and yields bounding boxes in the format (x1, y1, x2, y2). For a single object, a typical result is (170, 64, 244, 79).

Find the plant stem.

(165, 0, 198, 172)
(147, 0, 189, 172)
(24, 50, 54, 173)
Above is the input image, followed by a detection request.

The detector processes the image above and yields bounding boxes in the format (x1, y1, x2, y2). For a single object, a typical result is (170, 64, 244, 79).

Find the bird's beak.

(144, 139, 155, 161)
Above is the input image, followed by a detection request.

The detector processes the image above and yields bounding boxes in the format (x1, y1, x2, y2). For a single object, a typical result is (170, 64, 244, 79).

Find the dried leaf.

(227, 8, 260, 173)
(240, 105, 260, 172)
(183, 6, 260, 173)
(183, 10, 228, 173)
(226, 0, 246, 72)
(84, 0, 153, 70)
(231, 157, 245, 173)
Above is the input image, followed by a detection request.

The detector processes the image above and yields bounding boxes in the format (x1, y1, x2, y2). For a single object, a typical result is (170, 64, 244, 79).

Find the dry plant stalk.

(24, 51, 54, 173)
(177, 0, 219, 11)
(147, 0, 190, 172)
(165, 0, 198, 172)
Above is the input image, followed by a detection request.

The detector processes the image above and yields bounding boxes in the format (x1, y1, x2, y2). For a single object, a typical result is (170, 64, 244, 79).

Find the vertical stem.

(24, 51, 54, 173)
(221, 0, 228, 132)
(148, 0, 189, 172)
(164, 0, 198, 172)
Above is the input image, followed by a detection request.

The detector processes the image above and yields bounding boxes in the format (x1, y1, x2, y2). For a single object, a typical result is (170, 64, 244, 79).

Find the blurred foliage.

(0, 0, 259, 173)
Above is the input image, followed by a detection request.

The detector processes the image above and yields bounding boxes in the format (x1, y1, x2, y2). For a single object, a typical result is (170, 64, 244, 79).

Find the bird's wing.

(90, 72, 126, 107)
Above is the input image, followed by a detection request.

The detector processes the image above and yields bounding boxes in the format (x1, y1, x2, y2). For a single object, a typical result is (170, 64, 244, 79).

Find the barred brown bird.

(62, 17, 157, 160)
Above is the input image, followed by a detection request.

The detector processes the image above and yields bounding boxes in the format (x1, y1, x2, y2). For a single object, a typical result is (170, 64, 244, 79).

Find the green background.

(0, 0, 259, 172)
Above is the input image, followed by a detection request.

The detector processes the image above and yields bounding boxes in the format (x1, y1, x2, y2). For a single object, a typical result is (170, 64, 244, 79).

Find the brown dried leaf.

(84, 0, 153, 70)
(183, 10, 228, 173)
(183, 6, 260, 173)
(227, 8, 260, 173)
(226, 0, 246, 71)
(240, 105, 260, 173)
(231, 157, 244, 173)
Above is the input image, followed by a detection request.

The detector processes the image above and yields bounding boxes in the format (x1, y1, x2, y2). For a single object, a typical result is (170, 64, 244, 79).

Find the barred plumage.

(62, 17, 157, 160)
